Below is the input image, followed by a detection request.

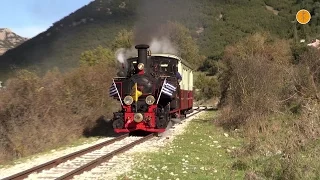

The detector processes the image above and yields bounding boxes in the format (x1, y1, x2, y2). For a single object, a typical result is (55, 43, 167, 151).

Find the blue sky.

(0, 0, 92, 38)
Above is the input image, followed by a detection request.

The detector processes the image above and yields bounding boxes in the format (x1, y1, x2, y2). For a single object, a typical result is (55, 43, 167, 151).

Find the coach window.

(127, 60, 137, 74)
(130, 61, 137, 68)
(160, 63, 169, 73)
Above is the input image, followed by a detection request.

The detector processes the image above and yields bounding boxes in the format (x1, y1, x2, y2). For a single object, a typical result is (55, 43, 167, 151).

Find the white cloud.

(10, 25, 49, 38)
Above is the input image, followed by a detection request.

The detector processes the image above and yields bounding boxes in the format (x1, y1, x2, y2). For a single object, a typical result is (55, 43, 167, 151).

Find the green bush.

(194, 73, 220, 100)
(80, 46, 114, 66)
(111, 29, 134, 51)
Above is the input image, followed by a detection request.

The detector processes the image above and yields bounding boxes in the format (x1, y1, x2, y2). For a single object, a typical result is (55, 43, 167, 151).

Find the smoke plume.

(115, 0, 197, 69)
(133, 0, 192, 44)
(149, 37, 177, 55)
(114, 37, 178, 70)
(115, 47, 136, 69)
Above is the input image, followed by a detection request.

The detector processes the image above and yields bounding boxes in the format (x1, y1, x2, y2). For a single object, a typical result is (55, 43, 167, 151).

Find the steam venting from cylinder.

(135, 44, 149, 68)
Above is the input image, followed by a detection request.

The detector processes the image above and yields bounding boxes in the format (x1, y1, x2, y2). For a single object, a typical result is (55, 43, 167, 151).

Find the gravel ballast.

(73, 111, 204, 180)
(0, 138, 113, 179)
(0, 110, 204, 179)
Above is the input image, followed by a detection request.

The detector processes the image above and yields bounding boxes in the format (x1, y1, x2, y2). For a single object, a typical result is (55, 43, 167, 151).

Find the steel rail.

(2, 107, 214, 180)
(2, 134, 129, 180)
(56, 133, 155, 180)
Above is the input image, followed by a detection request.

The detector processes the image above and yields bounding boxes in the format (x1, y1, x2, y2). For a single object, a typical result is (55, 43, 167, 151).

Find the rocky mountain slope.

(0, 28, 27, 55)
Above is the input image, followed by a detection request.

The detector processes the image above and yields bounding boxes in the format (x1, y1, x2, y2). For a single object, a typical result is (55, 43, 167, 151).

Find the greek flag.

(109, 81, 118, 97)
(161, 79, 177, 96)
(156, 78, 177, 104)
(109, 79, 123, 106)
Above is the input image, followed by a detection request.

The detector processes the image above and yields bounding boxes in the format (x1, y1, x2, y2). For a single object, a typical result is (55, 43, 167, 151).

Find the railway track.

(1, 134, 154, 180)
(193, 105, 216, 111)
(1, 108, 213, 180)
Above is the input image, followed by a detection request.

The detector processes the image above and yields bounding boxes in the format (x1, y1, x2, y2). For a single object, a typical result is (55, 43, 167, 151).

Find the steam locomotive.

(110, 44, 193, 133)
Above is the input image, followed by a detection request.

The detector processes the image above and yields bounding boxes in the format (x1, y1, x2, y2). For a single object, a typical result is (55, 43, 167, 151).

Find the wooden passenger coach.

(152, 54, 194, 116)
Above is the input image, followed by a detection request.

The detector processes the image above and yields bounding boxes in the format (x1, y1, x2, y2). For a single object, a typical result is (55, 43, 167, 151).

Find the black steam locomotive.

(110, 44, 193, 133)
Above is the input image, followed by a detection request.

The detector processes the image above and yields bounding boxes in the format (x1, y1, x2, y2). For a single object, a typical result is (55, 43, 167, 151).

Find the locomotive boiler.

(110, 44, 193, 133)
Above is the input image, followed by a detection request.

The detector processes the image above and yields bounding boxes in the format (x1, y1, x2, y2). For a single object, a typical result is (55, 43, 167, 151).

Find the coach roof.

(150, 54, 194, 70)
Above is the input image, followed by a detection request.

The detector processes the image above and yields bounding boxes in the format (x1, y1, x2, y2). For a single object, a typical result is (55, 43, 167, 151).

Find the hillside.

(1, 1, 320, 174)
(0, 28, 27, 55)
(0, 0, 317, 79)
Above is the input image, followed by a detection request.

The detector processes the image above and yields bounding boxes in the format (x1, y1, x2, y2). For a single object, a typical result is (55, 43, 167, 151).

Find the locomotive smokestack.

(135, 44, 149, 66)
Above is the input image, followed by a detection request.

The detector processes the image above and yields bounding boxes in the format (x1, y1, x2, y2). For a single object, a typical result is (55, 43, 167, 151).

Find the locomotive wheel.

(112, 118, 124, 129)
(156, 113, 170, 129)
(156, 116, 165, 129)
(156, 105, 171, 129)
(182, 111, 187, 119)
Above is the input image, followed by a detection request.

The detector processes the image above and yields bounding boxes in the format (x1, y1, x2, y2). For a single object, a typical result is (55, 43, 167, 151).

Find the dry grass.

(0, 64, 117, 163)
(218, 33, 293, 129)
(217, 33, 320, 179)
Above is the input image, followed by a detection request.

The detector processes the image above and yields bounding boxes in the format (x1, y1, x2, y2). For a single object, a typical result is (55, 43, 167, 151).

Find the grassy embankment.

(118, 111, 246, 180)
(118, 111, 320, 180)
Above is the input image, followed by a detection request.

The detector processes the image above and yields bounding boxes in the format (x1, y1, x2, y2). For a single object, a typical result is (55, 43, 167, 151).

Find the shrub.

(293, 48, 320, 101)
(111, 29, 134, 51)
(0, 64, 117, 163)
(217, 32, 320, 180)
(218, 33, 293, 128)
(194, 73, 220, 101)
(80, 46, 115, 66)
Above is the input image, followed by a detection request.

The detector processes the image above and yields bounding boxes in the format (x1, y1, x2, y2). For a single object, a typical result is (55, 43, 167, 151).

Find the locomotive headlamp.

(124, 96, 133, 105)
(145, 95, 155, 105)
(134, 113, 144, 123)
(137, 63, 144, 70)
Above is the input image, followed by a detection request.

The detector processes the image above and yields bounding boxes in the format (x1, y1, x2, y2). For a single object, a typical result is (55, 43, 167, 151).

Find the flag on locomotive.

(109, 44, 193, 133)
(109, 81, 118, 97)
(156, 78, 177, 104)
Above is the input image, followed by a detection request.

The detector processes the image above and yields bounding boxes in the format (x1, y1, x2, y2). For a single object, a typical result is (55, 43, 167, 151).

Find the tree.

(111, 29, 134, 51)
(194, 73, 220, 100)
(79, 46, 114, 67)
(80, 29, 134, 68)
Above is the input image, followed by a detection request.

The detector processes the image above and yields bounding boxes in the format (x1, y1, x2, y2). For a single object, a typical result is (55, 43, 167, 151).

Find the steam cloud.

(114, 0, 193, 69)
(149, 37, 177, 55)
(115, 47, 136, 69)
(115, 37, 178, 68)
